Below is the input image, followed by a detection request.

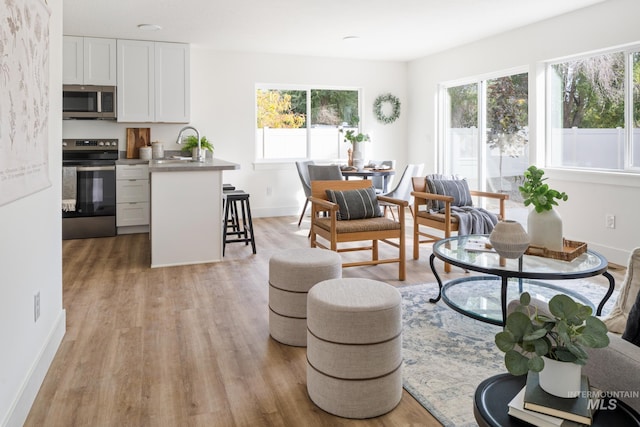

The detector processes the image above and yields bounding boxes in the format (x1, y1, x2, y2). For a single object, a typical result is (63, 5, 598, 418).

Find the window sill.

(545, 167, 640, 188)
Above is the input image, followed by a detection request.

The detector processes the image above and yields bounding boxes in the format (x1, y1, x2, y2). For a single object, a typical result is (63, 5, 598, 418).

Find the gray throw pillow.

(325, 187, 382, 220)
(622, 286, 640, 346)
(426, 178, 473, 212)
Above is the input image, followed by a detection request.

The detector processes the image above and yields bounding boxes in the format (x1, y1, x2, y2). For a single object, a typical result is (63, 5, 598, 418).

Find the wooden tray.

(126, 128, 150, 159)
(525, 239, 587, 261)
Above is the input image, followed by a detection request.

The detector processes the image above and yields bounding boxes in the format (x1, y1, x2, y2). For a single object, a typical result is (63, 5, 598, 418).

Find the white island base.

(150, 160, 237, 267)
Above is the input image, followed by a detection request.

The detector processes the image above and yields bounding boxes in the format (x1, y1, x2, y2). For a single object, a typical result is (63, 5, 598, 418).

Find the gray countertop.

(148, 158, 240, 172)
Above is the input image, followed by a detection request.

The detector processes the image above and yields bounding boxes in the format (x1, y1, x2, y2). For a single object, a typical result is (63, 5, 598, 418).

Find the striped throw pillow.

(426, 178, 473, 212)
(325, 187, 382, 220)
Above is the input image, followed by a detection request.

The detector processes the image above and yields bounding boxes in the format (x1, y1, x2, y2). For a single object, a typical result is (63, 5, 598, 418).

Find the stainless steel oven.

(62, 139, 118, 239)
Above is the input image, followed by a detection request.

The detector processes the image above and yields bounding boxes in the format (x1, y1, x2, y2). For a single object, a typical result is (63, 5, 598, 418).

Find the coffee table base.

(441, 276, 595, 326)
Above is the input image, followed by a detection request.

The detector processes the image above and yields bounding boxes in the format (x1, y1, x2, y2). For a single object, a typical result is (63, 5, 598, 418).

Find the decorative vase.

(489, 220, 530, 259)
(528, 208, 564, 252)
(539, 356, 582, 398)
(352, 141, 365, 171)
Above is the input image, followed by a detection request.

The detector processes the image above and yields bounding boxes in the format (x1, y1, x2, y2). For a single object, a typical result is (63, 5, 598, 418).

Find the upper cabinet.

(63, 36, 117, 85)
(117, 40, 190, 123)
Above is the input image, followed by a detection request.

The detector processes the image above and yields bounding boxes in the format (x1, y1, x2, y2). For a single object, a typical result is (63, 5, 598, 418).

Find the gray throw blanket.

(445, 206, 498, 235)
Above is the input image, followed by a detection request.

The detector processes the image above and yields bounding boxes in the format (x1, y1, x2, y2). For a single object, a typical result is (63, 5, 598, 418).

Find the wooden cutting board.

(126, 128, 151, 159)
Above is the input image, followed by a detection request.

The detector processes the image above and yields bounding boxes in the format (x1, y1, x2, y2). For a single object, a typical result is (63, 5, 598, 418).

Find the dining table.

(340, 168, 395, 193)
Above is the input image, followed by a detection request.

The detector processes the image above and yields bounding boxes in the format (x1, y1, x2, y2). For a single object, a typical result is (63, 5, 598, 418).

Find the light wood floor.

(26, 215, 624, 426)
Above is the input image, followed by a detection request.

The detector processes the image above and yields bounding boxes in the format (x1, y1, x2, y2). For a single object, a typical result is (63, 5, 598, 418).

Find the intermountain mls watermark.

(569, 389, 640, 411)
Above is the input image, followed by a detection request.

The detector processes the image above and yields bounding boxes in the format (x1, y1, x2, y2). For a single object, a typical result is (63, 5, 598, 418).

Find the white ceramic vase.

(539, 356, 582, 398)
(527, 208, 564, 251)
(489, 220, 530, 259)
(352, 141, 365, 171)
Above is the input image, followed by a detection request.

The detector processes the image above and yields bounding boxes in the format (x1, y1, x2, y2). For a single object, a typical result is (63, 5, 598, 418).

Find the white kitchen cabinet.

(117, 40, 190, 123)
(116, 164, 150, 231)
(63, 36, 116, 85)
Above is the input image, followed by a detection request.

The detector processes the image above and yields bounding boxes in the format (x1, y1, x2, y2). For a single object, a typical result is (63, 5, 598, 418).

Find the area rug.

(400, 280, 618, 427)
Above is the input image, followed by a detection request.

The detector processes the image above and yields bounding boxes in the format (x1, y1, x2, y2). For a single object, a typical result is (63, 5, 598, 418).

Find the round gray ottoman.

(268, 248, 342, 346)
(306, 278, 402, 419)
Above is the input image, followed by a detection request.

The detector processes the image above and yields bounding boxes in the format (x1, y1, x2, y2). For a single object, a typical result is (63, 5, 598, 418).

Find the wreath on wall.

(373, 93, 401, 124)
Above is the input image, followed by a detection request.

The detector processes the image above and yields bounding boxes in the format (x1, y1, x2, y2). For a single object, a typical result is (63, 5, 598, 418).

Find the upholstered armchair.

(308, 179, 408, 280)
(411, 175, 508, 272)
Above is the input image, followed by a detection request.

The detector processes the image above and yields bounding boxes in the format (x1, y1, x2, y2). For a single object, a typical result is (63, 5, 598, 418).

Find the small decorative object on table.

(489, 220, 530, 259)
(339, 119, 371, 170)
(519, 165, 568, 252)
(522, 371, 595, 425)
(495, 292, 609, 398)
(525, 239, 587, 262)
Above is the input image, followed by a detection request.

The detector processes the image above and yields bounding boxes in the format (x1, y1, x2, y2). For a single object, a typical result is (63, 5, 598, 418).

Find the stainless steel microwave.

(62, 85, 117, 119)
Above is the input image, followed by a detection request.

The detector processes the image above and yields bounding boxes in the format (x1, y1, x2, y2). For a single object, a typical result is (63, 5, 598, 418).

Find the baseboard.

(2, 309, 66, 427)
(251, 206, 299, 218)
(588, 243, 630, 267)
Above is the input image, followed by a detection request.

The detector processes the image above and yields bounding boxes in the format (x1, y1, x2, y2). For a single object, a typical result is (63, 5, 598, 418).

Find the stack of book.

(508, 372, 599, 427)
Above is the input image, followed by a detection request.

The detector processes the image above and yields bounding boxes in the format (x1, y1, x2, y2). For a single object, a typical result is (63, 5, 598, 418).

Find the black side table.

(474, 373, 640, 427)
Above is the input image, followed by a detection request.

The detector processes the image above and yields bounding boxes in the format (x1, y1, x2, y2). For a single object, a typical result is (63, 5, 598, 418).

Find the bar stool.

(223, 190, 256, 255)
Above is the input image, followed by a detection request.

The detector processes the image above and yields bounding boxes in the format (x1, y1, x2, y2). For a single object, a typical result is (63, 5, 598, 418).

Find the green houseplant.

(519, 165, 568, 213)
(495, 292, 609, 377)
(339, 127, 369, 170)
(181, 135, 214, 154)
(341, 129, 370, 145)
(519, 165, 568, 251)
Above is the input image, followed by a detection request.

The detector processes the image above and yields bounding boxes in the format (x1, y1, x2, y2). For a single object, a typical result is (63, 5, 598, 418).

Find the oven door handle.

(76, 165, 115, 172)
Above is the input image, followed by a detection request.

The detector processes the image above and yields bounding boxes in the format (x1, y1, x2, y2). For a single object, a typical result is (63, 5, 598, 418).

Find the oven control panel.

(62, 139, 119, 151)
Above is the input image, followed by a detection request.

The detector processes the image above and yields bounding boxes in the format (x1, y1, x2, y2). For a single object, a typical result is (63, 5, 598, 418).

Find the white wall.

(0, 1, 66, 426)
(407, 0, 640, 264)
(64, 51, 408, 218)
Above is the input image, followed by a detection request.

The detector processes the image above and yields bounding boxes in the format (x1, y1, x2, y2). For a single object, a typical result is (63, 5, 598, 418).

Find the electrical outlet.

(34, 291, 40, 322)
(605, 214, 616, 229)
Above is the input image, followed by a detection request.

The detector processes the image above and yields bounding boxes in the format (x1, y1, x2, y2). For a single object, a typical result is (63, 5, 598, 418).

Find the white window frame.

(254, 84, 364, 164)
(438, 66, 529, 192)
(545, 45, 640, 174)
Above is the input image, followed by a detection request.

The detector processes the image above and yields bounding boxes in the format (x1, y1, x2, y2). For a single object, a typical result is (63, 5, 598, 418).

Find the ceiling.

(63, 0, 605, 62)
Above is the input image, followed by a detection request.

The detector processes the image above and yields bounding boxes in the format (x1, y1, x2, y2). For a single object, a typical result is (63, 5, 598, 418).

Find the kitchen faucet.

(176, 126, 203, 162)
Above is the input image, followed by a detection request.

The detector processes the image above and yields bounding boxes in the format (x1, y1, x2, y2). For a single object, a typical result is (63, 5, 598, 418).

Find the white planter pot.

(352, 141, 365, 171)
(539, 356, 582, 398)
(527, 208, 563, 251)
(489, 220, 530, 259)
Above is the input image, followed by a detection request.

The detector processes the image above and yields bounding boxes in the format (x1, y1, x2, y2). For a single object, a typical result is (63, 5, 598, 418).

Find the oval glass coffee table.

(429, 235, 615, 326)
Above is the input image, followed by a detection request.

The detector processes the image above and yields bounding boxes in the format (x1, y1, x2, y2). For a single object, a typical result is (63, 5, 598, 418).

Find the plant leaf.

(505, 350, 530, 376)
(528, 355, 545, 372)
(495, 331, 515, 352)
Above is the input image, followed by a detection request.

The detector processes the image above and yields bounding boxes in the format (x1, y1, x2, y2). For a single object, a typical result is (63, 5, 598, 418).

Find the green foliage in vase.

(341, 129, 370, 144)
(182, 135, 214, 152)
(519, 165, 568, 212)
(495, 292, 609, 376)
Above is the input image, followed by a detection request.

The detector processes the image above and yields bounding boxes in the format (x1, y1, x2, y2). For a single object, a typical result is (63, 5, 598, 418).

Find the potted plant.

(181, 135, 214, 159)
(495, 292, 609, 397)
(518, 165, 568, 251)
(341, 129, 370, 145)
(340, 128, 370, 170)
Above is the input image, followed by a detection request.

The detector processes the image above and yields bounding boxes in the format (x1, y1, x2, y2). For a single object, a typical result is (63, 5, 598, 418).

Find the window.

(547, 49, 640, 171)
(442, 72, 529, 196)
(256, 86, 361, 160)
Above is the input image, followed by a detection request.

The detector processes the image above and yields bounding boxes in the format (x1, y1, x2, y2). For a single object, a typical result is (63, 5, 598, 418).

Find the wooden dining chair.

(309, 179, 408, 280)
(411, 175, 508, 272)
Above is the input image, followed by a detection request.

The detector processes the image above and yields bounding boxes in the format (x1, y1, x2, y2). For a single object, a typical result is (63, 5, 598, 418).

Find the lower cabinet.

(116, 164, 150, 233)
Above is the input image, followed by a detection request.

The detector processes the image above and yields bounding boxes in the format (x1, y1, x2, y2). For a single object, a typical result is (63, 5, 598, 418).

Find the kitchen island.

(149, 158, 239, 267)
